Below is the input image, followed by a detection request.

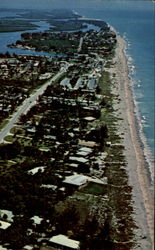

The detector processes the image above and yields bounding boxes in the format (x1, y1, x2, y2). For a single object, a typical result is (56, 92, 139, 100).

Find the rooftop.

(63, 174, 88, 186)
(0, 209, 14, 222)
(28, 166, 45, 175)
(69, 156, 88, 164)
(31, 215, 43, 225)
(0, 220, 11, 230)
(23, 246, 33, 250)
(49, 234, 80, 249)
(63, 174, 105, 187)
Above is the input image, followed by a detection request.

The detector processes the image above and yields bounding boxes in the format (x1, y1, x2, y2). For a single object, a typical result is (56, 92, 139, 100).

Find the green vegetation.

(0, 18, 136, 249)
(0, 54, 60, 129)
(23, 37, 79, 53)
(49, 20, 87, 31)
(81, 183, 106, 195)
(0, 73, 136, 249)
(0, 19, 38, 32)
(18, 9, 81, 20)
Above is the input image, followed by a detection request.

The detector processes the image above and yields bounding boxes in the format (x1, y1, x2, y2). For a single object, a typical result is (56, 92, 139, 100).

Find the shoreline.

(108, 34, 154, 249)
(124, 38, 154, 181)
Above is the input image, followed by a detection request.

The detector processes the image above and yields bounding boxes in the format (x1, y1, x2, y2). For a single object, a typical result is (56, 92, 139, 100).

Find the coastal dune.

(109, 33, 154, 249)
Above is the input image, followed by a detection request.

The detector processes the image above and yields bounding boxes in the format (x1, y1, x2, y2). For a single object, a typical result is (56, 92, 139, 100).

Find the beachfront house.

(63, 174, 88, 188)
(62, 174, 106, 189)
(49, 234, 80, 249)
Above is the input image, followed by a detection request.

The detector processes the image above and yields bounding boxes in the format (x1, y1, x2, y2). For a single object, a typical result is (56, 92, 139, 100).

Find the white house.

(49, 234, 80, 249)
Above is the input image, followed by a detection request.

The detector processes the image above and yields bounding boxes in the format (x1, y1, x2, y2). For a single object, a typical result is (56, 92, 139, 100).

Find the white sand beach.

(107, 34, 154, 250)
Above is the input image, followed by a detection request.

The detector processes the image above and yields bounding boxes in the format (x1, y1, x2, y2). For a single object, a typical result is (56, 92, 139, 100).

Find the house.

(63, 174, 88, 187)
(49, 234, 80, 249)
(79, 147, 92, 153)
(76, 146, 92, 157)
(0, 209, 14, 222)
(78, 140, 98, 148)
(87, 77, 97, 89)
(30, 215, 43, 226)
(0, 245, 8, 250)
(67, 163, 79, 169)
(76, 151, 90, 157)
(23, 245, 33, 250)
(0, 220, 11, 230)
(28, 166, 45, 175)
(60, 78, 72, 89)
(41, 184, 57, 190)
(63, 174, 106, 188)
(69, 156, 88, 164)
(83, 116, 96, 122)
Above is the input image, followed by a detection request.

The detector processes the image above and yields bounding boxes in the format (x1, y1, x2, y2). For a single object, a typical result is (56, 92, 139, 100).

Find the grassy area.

(98, 67, 136, 246)
(4, 135, 15, 142)
(10, 125, 24, 135)
(81, 183, 106, 195)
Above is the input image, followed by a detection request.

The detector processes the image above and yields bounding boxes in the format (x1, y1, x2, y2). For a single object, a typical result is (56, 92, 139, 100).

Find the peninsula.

(0, 9, 153, 250)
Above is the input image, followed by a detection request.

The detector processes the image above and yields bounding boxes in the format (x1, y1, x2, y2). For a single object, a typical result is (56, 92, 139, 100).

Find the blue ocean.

(0, 1, 154, 178)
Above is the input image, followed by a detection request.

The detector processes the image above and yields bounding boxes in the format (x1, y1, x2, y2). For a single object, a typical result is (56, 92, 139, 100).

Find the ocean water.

(0, 1, 154, 179)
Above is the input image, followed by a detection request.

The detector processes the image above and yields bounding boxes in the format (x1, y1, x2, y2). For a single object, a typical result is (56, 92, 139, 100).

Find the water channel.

(0, 18, 100, 57)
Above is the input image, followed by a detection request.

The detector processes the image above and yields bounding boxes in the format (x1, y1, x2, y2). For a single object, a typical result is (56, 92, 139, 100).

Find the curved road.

(0, 66, 68, 143)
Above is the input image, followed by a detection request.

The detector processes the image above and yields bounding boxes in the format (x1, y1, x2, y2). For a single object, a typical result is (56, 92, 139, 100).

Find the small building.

(23, 245, 33, 250)
(0, 220, 11, 230)
(49, 234, 80, 249)
(28, 166, 45, 175)
(60, 78, 72, 89)
(78, 140, 98, 148)
(76, 151, 90, 157)
(63, 174, 88, 187)
(87, 77, 97, 89)
(30, 215, 43, 226)
(0, 209, 14, 222)
(26, 127, 36, 133)
(67, 163, 79, 169)
(69, 156, 88, 164)
(83, 116, 96, 122)
(79, 147, 92, 153)
(0, 245, 8, 250)
(63, 174, 106, 188)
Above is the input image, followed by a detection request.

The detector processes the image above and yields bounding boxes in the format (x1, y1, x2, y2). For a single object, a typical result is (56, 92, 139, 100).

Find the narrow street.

(0, 66, 68, 143)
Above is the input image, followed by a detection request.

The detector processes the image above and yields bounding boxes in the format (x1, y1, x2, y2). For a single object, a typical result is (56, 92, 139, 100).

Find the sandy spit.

(106, 34, 154, 250)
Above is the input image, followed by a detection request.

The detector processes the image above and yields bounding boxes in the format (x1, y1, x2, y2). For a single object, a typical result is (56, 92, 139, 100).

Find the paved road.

(77, 37, 84, 53)
(0, 67, 67, 143)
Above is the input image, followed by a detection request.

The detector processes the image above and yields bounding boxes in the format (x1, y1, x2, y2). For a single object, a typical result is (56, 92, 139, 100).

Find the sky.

(0, 0, 151, 10)
(1, 0, 87, 9)
(1, 0, 83, 10)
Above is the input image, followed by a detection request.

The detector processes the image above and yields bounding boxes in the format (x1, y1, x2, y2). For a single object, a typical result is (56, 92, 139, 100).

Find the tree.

(3, 214, 8, 220)
(57, 206, 80, 234)
(0, 141, 21, 159)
